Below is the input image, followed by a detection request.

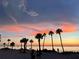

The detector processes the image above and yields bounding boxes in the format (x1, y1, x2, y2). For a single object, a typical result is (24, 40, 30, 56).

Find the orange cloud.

(60, 22, 77, 32)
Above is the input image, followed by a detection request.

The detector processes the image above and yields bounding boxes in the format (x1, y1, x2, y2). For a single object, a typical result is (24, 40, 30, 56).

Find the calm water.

(2, 46, 78, 52)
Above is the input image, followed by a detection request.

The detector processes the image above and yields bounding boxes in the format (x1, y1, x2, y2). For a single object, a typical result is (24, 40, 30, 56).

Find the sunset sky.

(0, 0, 79, 46)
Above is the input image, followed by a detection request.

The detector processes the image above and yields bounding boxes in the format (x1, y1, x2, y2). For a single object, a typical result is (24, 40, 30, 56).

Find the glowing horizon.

(0, 21, 79, 46)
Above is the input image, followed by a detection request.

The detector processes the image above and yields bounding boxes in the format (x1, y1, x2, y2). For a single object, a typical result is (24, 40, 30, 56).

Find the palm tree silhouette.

(3, 43, 6, 48)
(35, 33, 43, 51)
(20, 38, 29, 52)
(49, 31, 54, 51)
(10, 42, 15, 49)
(56, 28, 64, 52)
(42, 33, 46, 50)
(7, 39, 11, 48)
(20, 39, 23, 49)
(29, 39, 33, 50)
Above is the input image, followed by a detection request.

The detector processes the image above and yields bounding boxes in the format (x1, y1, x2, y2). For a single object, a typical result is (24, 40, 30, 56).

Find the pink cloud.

(0, 21, 77, 37)
(0, 25, 25, 32)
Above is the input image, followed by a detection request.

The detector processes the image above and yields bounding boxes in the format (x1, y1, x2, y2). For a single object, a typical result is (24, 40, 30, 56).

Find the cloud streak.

(18, 0, 39, 16)
(2, 0, 9, 7)
(9, 15, 17, 24)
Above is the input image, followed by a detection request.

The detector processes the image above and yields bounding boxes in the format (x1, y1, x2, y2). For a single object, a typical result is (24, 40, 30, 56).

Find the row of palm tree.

(0, 28, 64, 52)
(20, 38, 34, 52)
(2, 39, 11, 48)
(19, 28, 64, 52)
(3, 42, 15, 49)
(2, 39, 15, 49)
(35, 28, 64, 52)
(7, 39, 15, 49)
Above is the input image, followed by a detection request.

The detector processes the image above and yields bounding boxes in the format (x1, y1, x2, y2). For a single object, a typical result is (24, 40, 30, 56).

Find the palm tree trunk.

(12, 46, 13, 49)
(21, 43, 22, 49)
(43, 37, 45, 50)
(38, 39, 41, 51)
(59, 34, 64, 52)
(31, 43, 32, 49)
(26, 44, 27, 49)
(4, 45, 5, 48)
(8, 41, 9, 48)
(24, 43, 26, 52)
(51, 35, 54, 51)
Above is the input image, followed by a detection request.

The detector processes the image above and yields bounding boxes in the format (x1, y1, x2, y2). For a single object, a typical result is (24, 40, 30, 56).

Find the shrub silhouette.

(10, 42, 15, 49)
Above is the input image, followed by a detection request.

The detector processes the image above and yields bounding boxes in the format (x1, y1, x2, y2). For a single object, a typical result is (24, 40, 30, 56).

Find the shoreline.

(0, 46, 79, 52)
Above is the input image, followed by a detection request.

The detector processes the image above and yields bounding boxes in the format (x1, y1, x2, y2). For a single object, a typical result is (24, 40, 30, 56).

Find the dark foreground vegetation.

(0, 48, 79, 59)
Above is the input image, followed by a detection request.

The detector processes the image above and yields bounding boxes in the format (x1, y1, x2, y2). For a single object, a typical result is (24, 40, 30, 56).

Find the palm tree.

(29, 39, 34, 49)
(49, 31, 54, 51)
(56, 28, 64, 52)
(7, 39, 11, 48)
(10, 42, 15, 49)
(42, 33, 46, 50)
(20, 38, 29, 52)
(35, 33, 43, 51)
(3, 43, 6, 48)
